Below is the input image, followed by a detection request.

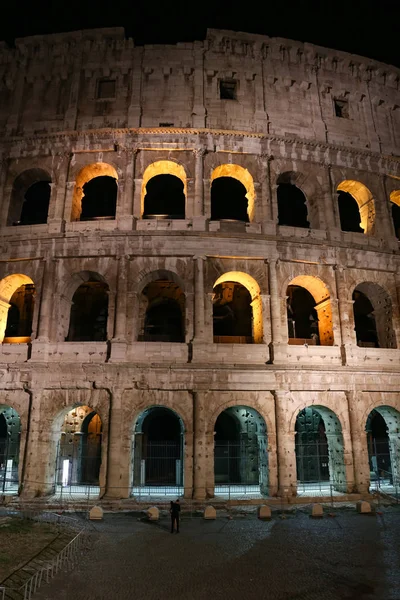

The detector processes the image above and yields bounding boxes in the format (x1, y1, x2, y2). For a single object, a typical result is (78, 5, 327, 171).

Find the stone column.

(327, 165, 341, 230)
(63, 180, 76, 223)
(268, 259, 284, 363)
(334, 265, 356, 363)
(194, 256, 206, 340)
(274, 391, 297, 497)
(113, 257, 128, 341)
(379, 174, 397, 248)
(133, 150, 142, 221)
(116, 149, 136, 230)
(193, 149, 205, 217)
(20, 389, 54, 498)
(192, 392, 207, 499)
(258, 155, 273, 230)
(36, 258, 57, 342)
(346, 391, 370, 494)
(105, 388, 130, 499)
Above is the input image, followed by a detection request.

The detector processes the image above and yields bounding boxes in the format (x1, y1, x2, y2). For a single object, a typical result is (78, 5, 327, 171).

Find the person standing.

(170, 499, 180, 533)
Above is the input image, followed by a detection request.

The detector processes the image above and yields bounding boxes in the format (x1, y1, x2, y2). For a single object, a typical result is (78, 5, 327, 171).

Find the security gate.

(55, 433, 102, 486)
(368, 437, 392, 482)
(214, 441, 260, 485)
(0, 436, 19, 493)
(133, 440, 183, 486)
(295, 439, 330, 483)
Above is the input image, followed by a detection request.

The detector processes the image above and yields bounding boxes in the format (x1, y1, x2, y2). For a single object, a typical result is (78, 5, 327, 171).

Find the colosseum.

(0, 26, 399, 505)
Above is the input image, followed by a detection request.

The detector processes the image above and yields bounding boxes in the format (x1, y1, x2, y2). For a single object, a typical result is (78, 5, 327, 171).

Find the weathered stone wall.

(0, 28, 399, 501)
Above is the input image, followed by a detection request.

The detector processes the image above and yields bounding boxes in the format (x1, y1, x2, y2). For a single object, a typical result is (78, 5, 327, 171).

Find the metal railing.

(0, 512, 87, 600)
(371, 469, 399, 503)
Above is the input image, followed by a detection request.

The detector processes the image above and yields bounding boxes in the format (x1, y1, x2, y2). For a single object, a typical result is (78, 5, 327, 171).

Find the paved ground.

(34, 506, 400, 600)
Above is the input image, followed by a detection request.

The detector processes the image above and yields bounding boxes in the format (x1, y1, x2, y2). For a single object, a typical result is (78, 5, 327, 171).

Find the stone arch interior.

(366, 406, 400, 487)
(210, 177, 249, 222)
(56, 405, 102, 490)
(8, 168, 51, 227)
(390, 191, 400, 240)
(337, 191, 364, 233)
(213, 281, 253, 344)
(140, 279, 185, 343)
(277, 182, 310, 228)
(71, 162, 118, 222)
(214, 406, 268, 495)
(143, 174, 185, 219)
(80, 175, 117, 221)
(391, 203, 400, 240)
(337, 180, 375, 235)
(133, 407, 184, 490)
(4, 283, 35, 343)
(287, 285, 319, 345)
(352, 283, 396, 349)
(295, 406, 346, 494)
(0, 405, 21, 494)
(66, 279, 109, 342)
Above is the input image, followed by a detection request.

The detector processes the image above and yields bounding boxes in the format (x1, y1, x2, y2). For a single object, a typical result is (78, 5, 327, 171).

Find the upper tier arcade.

(0, 27, 399, 154)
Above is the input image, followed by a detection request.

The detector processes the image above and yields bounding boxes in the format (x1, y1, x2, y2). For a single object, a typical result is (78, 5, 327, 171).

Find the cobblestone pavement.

(34, 507, 400, 600)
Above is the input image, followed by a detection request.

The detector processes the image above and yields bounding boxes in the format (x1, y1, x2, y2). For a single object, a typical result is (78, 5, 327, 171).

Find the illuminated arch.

(8, 168, 52, 226)
(213, 271, 263, 343)
(211, 164, 255, 222)
(389, 190, 400, 240)
(337, 180, 375, 234)
(141, 161, 187, 218)
(71, 163, 118, 221)
(286, 275, 333, 346)
(390, 190, 400, 207)
(0, 274, 34, 343)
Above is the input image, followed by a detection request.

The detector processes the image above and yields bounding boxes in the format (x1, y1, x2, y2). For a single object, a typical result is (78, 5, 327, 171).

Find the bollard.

(204, 506, 216, 520)
(311, 503, 324, 519)
(356, 500, 372, 514)
(258, 505, 272, 520)
(89, 505, 104, 521)
(146, 506, 159, 521)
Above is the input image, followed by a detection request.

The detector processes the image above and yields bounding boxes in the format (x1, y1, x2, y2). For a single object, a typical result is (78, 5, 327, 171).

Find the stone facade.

(0, 27, 399, 502)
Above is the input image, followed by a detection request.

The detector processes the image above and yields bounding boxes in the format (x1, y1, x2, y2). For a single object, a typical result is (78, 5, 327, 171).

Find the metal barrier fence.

(371, 469, 400, 502)
(0, 511, 87, 600)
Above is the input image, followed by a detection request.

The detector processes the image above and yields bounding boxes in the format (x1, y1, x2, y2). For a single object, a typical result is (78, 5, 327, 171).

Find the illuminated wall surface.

(0, 28, 399, 501)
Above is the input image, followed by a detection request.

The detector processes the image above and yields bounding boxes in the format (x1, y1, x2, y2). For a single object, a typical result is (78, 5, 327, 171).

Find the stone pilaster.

(105, 388, 130, 499)
(346, 391, 370, 494)
(274, 391, 297, 497)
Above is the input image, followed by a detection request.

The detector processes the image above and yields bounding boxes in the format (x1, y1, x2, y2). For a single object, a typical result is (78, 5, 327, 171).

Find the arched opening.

(366, 406, 400, 492)
(214, 406, 268, 497)
(337, 180, 375, 234)
(277, 182, 309, 228)
(295, 406, 346, 496)
(213, 282, 252, 343)
(352, 282, 396, 349)
(132, 407, 184, 496)
(286, 276, 334, 346)
(210, 164, 255, 222)
(287, 286, 319, 344)
(4, 284, 35, 343)
(8, 169, 51, 226)
(212, 271, 263, 344)
(143, 174, 185, 219)
(66, 279, 109, 342)
(71, 163, 118, 222)
(390, 190, 400, 240)
(55, 405, 102, 496)
(0, 406, 21, 494)
(139, 279, 185, 343)
(80, 176, 117, 221)
(211, 177, 249, 222)
(141, 161, 187, 220)
(0, 274, 35, 344)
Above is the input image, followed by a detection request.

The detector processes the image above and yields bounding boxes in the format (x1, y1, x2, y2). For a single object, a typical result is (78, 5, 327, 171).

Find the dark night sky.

(1, 0, 400, 68)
